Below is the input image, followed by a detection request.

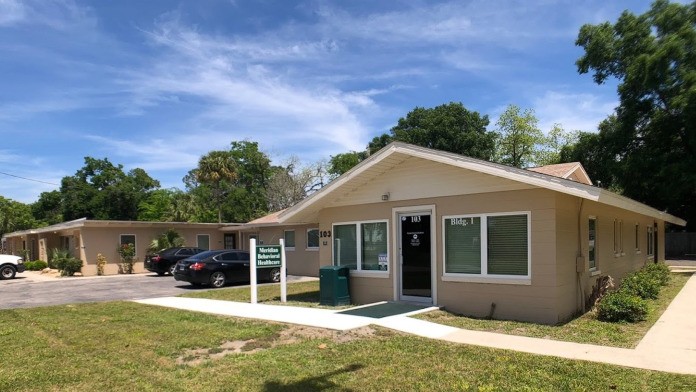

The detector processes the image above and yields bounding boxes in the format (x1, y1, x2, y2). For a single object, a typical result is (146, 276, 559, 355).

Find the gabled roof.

(276, 142, 685, 226)
(528, 162, 592, 185)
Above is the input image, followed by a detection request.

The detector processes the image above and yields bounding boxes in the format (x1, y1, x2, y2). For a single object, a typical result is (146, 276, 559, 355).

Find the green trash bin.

(319, 265, 351, 306)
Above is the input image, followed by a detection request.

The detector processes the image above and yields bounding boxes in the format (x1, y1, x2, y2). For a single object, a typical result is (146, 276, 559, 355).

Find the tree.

(0, 197, 37, 238)
(185, 141, 273, 223)
(31, 190, 63, 225)
(328, 151, 368, 178)
(267, 157, 328, 211)
(60, 157, 160, 221)
(493, 105, 546, 168)
(575, 0, 696, 228)
(368, 102, 496, 159)
(193, 150, 237, 223)
(535, 125, 579, 166)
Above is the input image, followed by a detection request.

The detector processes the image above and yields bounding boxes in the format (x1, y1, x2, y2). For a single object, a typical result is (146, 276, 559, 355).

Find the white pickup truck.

(0, 255, 25, 279)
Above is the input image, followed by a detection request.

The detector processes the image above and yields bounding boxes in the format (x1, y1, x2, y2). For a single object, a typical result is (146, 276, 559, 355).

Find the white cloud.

(0, 0, 25, 26)
(533, 91, 617, 133)
(0, 0, 95, 30)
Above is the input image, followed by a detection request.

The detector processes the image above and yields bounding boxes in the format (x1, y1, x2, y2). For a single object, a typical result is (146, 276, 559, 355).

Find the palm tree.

(195, 151, 237, 223)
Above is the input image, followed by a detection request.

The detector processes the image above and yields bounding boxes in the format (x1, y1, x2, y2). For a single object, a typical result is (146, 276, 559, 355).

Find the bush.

(597, 291, 648, 323)
(620, 270, 661, 300)
(51, 249, 83, 277)
(644, 262, 670, 286)
(24, 260, 48, 271)
(96, 253, 107, 276)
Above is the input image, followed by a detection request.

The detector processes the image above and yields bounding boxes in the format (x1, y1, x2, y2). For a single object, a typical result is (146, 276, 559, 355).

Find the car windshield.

(184, 250, 219, 261)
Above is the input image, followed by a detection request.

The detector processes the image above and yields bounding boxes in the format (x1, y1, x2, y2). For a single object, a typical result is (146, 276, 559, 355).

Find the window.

(284, 230, 296, 250)
(197, 234, 210, 250)
(647, 226, 655, 257)
(443, 212, 529, 277)
(589, 217, 597, 271)
(307, 228, 319, 249)
(634, 223, 640, 253)
(120, 234, 136, 256)
(333, 221, 389, 272)
(613, 219, 623, 256)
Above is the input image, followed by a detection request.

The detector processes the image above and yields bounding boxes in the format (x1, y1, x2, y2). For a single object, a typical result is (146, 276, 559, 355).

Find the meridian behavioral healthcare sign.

(249, 239, 287, 304)
(255, 245, 282, 268)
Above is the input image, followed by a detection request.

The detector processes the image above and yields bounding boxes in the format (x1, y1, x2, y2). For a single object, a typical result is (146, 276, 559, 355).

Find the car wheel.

(269, 267, 281, 283)
(168, 264, 177, 276)
(209, 272, 226, 288)
(0, 265, 17, 280)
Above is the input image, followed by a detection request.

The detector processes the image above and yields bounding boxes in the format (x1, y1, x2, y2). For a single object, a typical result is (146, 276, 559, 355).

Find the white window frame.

(634, 223, 641, 254)
(306, 228, 319, 250)
(332, 219, 389, 276)
(647, 226, 655, 258)
(119, 234, 137, 257)
(588, 216, 597, 272)
(613, 219, 624, 257)
(284, 230, 296, 251)
(442, 211, 531, 285)
(196, 234, 210, 250)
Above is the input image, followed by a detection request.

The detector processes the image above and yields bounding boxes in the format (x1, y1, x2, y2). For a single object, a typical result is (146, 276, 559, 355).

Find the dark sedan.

(144, 247, 205, 276)
(173, 250, 281, 288)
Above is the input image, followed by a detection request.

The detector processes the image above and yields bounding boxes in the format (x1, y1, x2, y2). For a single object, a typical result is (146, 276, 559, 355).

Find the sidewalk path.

(135, 272, 696, 375)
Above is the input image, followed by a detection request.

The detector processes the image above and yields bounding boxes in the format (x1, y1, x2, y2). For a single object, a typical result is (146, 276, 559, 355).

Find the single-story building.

(2, 219, 235, 275)
(249, 142, 685, 324)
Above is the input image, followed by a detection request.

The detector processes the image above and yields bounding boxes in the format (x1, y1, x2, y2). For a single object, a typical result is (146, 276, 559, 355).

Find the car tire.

(0, 265, 17, 280)
(209, 271, 226, 288)
(269, 267, 281, 283)
(168, 264, 177, 276)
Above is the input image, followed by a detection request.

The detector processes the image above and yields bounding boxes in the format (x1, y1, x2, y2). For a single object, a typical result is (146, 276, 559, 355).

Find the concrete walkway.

(135, 272, 696, 376)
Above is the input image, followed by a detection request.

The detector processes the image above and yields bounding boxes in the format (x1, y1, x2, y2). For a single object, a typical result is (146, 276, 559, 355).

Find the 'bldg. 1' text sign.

(255, 245, 282, 268)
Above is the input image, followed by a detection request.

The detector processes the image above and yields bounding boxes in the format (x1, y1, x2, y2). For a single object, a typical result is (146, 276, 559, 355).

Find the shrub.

(24, 260, 48, 271)
(597, 291, 648, 323)
(51, 249, 83, 277)
(620, 270, 661, 300)
(118, 243, 136, 274)
(644, 262, 670, 286)
(96, 253, 107, 276)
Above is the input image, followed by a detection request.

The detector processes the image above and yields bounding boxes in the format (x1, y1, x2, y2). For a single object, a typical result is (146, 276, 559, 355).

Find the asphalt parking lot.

(0, 272, 311, 310)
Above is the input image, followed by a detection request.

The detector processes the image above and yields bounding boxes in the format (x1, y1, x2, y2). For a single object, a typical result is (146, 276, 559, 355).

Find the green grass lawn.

(415, 272, 693, 348)
(1, 301, 695, 391)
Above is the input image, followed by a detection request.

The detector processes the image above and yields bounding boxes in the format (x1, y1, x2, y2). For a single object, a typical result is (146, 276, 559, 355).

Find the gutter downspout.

(577, 198, 585, 313)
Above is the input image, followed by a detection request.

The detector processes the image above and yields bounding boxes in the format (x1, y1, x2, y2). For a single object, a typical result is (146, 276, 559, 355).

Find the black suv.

(144, 247, 205, 276)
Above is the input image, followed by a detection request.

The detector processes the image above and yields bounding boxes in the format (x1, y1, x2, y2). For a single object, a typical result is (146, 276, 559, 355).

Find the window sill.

(635, 250, 641, 255)
(350, 271, 390, 279)
(285, 247, 295, 251)
(305, 248, 319, 252)
(590, 269, 602, 277)
(442, 275, 531, 285)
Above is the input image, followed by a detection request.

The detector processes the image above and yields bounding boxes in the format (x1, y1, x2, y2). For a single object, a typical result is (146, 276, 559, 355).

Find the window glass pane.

(588, 218, 596, 270)
(445, 217, 481, 274)
(361, 222, 388, 271)
(487, 215, 528, 276)
(120, 235, 135, 246)
(333, 224, 357, 270)
(197, 235, 210, 250)
(307, 229, 319, 248)
(284, 230, 295, 248)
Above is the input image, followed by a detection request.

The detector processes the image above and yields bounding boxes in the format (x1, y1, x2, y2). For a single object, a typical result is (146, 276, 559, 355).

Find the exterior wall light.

(381, 192, 390, 201)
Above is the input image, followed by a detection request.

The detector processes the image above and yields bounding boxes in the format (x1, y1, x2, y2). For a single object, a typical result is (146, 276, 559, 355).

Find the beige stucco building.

(251, 143, 685, 324)
(2, 219, 231, 275)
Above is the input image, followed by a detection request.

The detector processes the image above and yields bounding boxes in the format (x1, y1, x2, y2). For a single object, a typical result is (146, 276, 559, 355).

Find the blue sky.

(0, 0, 659, 203)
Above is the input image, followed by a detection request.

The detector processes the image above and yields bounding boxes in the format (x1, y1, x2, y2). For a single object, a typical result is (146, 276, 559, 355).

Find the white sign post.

(249, 238, 287, 304)
(250, 238, 258, 304)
